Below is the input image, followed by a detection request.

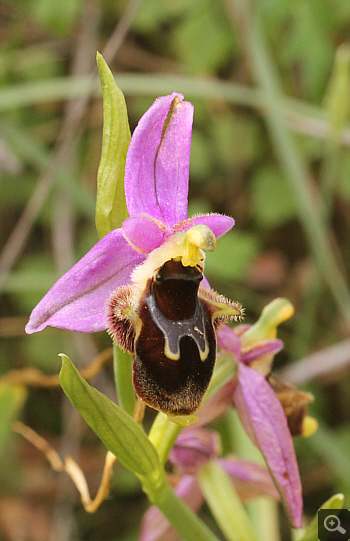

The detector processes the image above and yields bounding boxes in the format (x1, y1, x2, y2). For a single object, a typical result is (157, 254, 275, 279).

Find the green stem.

(113, 344, 136, 416)
(198, 461, 258, 541)
(151, 479, 220, 541)
(148, 412, 182, 465)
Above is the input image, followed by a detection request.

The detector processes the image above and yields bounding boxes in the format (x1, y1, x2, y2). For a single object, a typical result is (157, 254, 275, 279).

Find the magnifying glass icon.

(324, 514, 346, 534)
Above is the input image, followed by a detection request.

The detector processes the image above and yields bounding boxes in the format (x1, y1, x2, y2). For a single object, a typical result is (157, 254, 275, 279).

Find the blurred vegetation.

(0, 0, 349, 540)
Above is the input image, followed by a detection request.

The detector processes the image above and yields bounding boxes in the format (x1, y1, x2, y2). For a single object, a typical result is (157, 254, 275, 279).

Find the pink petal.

(240, 339, 284, 365)
(201, 276, 211, 289)
(125, 93, 193, 227)
(122, 215, 168, 253)
(169, 429, 219, 474)
(196, 379, 236, 427)
(140, 476, 203, 541)
(25, 229, 144, 333)
(217, 324, 242, 359)
(175, 213, 234, 238)
(233, 362, 303, 528)
(219, 458, 279, 501)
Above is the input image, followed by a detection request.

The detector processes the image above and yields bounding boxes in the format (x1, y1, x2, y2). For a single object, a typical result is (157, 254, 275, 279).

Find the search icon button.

(324, 514, 346, 534)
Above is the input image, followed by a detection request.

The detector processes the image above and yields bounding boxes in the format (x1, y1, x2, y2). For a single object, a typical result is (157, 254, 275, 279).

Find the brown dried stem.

(13, 422, 117, 514)
(1, 347, 113, 387)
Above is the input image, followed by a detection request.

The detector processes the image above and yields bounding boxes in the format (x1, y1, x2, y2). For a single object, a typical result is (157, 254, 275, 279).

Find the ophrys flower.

(26, 93, 243, 422)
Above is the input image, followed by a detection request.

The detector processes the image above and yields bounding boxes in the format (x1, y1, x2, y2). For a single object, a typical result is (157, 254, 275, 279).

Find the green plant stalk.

(113, 344, 136, 416)
(148, 412, 182, 465)
(198, 460, 258, 541)
(146, 477, 220, 541)
(221, 408, 280, 540)
(60, 355, 219, 541)
(248, 499, 280, 541)
(231, 0, 350, 324)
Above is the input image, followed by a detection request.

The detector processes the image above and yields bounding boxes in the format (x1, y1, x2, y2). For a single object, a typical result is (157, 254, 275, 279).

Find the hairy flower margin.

(25, 90, 314, 531)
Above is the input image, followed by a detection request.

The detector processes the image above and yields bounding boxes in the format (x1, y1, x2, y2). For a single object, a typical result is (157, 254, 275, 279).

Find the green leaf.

(113, 344, 136, 417)
(59, 354, 160, 480)
(95, 53, 130, 238)
(198, 460, 258, 541)
(0, 384, 27, 455)
(295, 494, 344, 541)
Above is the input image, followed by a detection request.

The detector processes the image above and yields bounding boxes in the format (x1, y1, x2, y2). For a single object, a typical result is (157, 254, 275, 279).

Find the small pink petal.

(234, 324, 252, 336)
(217, 324, 242, 359)
(219, 458, 279, 501)
(25, 229, 144, 333)
(175, 213, 234, 238)
(169, 429, 219, 474)
(201, 276, 211, 289)
(196, 378, 236, 427)
(240, 339, 284, 365)
(122, 215, 168, 253)
(233, 363, 303, 528)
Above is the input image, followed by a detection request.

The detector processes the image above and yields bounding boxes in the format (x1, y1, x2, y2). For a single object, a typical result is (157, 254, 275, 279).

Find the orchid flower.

(140, 428, 279, 541)
(25, 92, 243, 422)
(206, 298, 316, 529)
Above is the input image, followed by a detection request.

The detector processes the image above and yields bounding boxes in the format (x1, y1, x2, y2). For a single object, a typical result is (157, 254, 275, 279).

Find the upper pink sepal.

(124, 93, 194, 228)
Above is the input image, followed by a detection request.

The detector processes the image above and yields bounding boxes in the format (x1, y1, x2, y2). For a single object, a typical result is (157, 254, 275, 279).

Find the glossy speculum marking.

(107, 258, 243, 422)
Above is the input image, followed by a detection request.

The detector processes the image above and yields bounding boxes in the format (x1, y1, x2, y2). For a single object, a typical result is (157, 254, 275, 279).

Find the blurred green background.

(1, 0, 349, 540)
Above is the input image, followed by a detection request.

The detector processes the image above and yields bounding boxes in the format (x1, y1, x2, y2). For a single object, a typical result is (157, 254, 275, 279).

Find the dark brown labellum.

(133, 259, 216, 416)
(107, 257, 243, 419)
